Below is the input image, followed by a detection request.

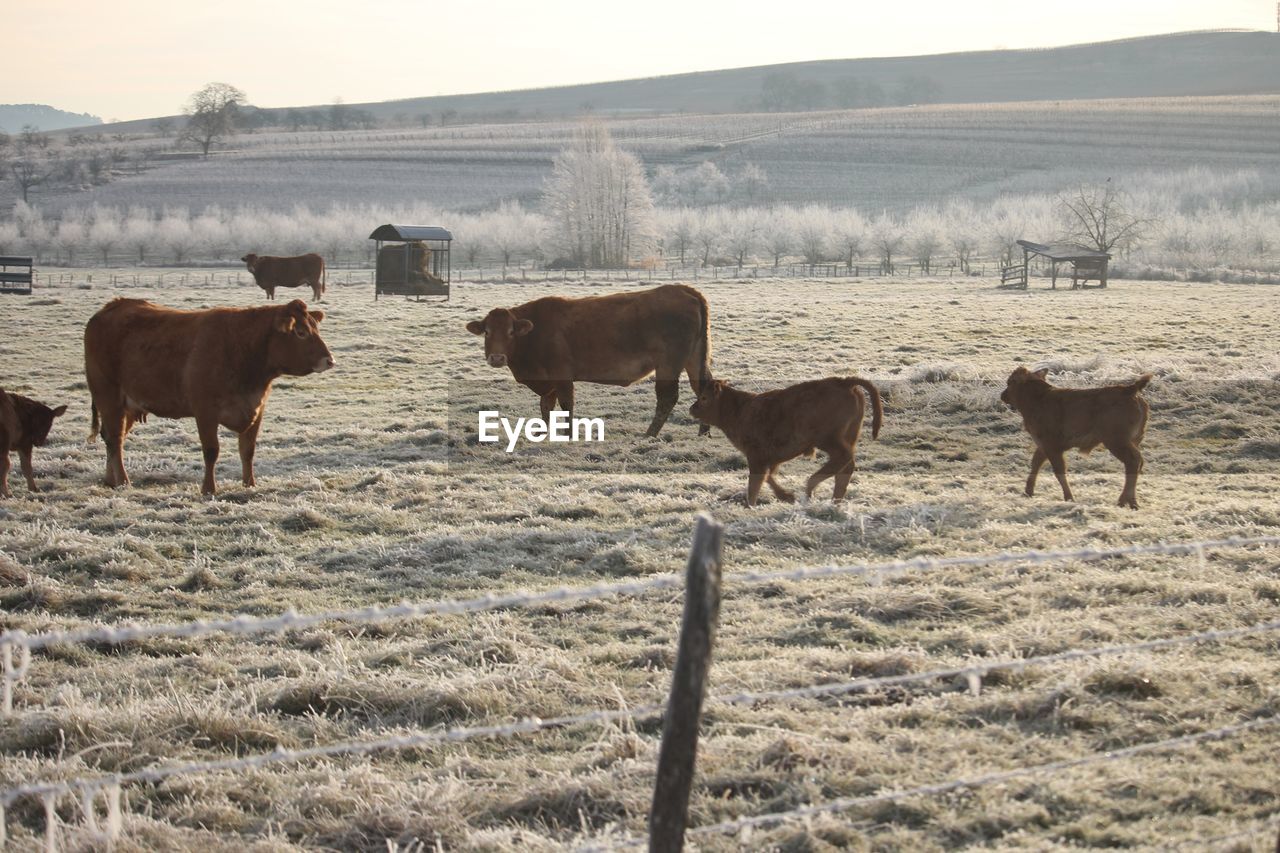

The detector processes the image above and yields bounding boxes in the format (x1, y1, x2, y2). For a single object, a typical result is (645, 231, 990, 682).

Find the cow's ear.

(466, 320, 485, 336)
(513, 319, 534, 337)
(309, 310, 325, 324)
(51, 405, 67, 418)
(275, 314, 297, 334)
(1032, 368, 1049, 380)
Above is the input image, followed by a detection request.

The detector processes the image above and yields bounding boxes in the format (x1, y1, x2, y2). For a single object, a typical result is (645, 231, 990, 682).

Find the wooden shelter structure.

(1003, 240, 1110, 289)
(370, 224, 452, 301)
(1003, 239, 1116, 289)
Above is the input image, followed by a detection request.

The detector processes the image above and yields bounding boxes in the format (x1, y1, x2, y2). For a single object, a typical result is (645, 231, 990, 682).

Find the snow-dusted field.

(1, 274, 1277, 850)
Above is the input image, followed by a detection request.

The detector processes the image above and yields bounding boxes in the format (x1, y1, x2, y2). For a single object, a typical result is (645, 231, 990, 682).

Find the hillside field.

(19, 95, 1280, 216)
(0, 274, 1278, 850)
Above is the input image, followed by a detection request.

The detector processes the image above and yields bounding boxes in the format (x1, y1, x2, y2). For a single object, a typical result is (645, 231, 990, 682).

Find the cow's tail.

(689, 286, 712, 393)
(849, 378, 883, 439)
(321, 258, 327, 298)
(1125, 373, 1153, 394)
(89, 401, 100, 443)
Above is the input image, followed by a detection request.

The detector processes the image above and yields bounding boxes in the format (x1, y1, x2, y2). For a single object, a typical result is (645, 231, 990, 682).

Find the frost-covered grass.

(0, 275, 1277, 851)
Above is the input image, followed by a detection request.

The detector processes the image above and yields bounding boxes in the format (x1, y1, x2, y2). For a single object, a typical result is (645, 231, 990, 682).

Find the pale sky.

(4, 0, 1274, 122)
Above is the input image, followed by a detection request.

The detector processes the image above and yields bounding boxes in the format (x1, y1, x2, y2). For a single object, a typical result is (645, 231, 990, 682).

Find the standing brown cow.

(1000, 366, 1151, 509)
(84, 298, 334, 495)
(690, 377, 883, 506)
(465, 284, 713, 437)
(0, 388, 67, 497)
(241, 253, 326, 301)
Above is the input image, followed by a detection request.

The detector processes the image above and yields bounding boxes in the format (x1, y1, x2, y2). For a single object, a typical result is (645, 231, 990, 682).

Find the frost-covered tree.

(88, 215, 122, 266)
(794, 206, 832, 265)
(944, 201, 980, 274)
(831, 209, 866, 270)
(870, 213, 905, 273)
(543, 121, 656, 268)
(906, 208, 944, 274)
(722, 208, 761, 270)
(764, 208, 794, 268)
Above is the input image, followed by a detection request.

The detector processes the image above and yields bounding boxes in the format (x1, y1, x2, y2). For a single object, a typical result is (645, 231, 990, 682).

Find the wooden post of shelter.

(649, 514, 725, 853)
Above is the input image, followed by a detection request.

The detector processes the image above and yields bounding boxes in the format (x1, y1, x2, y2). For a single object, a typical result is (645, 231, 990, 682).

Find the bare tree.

(870, 213, 905, 274)
(182, 83, 246, 157)
(543, 121, 656, 268)
(1059, 182, 1149, 256)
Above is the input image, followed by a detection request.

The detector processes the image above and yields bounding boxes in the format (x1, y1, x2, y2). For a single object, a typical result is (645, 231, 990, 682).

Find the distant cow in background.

(0, 387, 67, 497)
(466, 284, 713, 437)
(241, 253, 326, 301)
(1000, 366, 1151, 509)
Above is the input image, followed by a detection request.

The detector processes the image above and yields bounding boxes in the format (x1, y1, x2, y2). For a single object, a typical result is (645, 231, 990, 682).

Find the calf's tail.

(850, 378, 883, 439)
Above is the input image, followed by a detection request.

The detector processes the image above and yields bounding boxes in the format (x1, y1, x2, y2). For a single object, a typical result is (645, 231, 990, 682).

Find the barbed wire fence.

(1, 520, 1277, 850)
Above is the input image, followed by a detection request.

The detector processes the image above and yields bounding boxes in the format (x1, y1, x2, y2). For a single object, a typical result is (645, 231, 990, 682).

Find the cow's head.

(1000, 366, 1049, 409)
(270, 300, 334, 376)
(12, 396, 67, 447)
(466, 308, 533, 369)
(689, 380, 729, 427)
(241, 253, 259, 272)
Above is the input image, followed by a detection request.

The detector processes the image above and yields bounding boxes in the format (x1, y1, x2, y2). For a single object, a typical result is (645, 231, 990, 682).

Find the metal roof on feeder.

(368, 225, 453, 242)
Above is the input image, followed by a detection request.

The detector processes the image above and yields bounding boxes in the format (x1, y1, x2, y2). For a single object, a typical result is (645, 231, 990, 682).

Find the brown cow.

(1000, 366, 1151, 509)
(690, 377, 883, 506)
(84, 298, 334, 495)
(241, 253, 326, 301)
(465, 284, 713, 437)
(0, 388, 67, 497)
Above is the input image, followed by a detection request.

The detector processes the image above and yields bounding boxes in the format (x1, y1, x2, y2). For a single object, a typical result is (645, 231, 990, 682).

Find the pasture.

(0, 274, 1278, 850)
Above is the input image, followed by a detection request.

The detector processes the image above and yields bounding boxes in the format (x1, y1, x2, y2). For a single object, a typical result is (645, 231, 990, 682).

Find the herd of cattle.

(1, 282, 1152, 508)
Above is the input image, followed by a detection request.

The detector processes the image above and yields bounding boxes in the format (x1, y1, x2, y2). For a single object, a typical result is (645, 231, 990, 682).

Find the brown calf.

(690, 377, 883, 506)
(1000, 366, 1151, 509)
(0, 388, 67, 497)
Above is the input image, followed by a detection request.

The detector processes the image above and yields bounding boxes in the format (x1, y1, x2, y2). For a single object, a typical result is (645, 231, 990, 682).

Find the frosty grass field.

(1, 273, 1278, 850)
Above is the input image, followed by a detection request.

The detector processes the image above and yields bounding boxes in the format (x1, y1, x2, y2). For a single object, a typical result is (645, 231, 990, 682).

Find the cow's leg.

(267, 287, 275, 300)
(647, 375, 680, 438)
(98, 404, 129, 488)
(684, 352, 712, 437)
(238, 411, 265, 488)
(539, 389, 558, 422)
(1025, 447, 1047, 497)
(1047, 450, 1073, 501)
(1106, 440, 1143, 509)
(745, 461, 767, 507)
(0, 434, 10, 497)
(310, 280, 322, 302)
(806, 446, 853, 501)
(555, 382, 575, 416)
(195, 414, 220, 496)
(765, 466, 795, 503)
(832, 460, 856, 502)
(18, 448, 38, 493)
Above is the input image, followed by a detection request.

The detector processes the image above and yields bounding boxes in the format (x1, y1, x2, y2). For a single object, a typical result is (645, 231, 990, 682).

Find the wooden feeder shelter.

(1003, 240, 1111, 289)
(370, 224, 452, 301)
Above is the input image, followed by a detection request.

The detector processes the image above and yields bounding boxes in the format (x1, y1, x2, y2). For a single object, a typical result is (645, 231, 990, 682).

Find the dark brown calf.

(0, 388, 67, 497)
(690, 377, 883, 506)
(1000, 366, 1151, 509)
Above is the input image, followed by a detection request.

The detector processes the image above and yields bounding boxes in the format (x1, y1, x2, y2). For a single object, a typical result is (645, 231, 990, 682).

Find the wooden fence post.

(649, 514, 725, 853)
